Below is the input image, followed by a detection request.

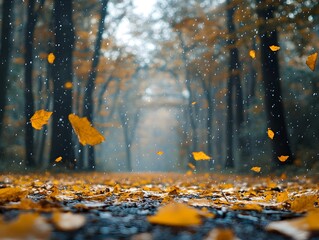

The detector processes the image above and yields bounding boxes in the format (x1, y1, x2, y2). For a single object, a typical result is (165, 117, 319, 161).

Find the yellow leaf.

(0, 213, 51, 239)
(0, 187, 27, 204)
(55, 156, 62, 162)
(30, 109, 53, 130)
(192, 151, 211, 161)
(278, 155, 289, 162)
(191, 101, 197, 105)
(251, 166, 261, 173)
(267, 128, 274, 140)
(52, 212, 86, 231)
(147, 202, 202, 226)
(68, 114, 105, 146)
(188, 163, 196, 170)
(64, 81, 73, 89)
(249, 50, 256, 59)
(231, 203, 263, 211)
(157, 151, 164, 156)
(306, 52, 318, 71)
(269, 45, 280, 51)
(290, 194, 318, 212)
(47, 52, 55, 64)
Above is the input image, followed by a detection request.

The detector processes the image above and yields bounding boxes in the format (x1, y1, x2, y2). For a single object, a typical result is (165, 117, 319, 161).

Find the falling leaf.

(192, 151, 211, 161)
(64, 81, 73, 89)
(192, 101, 197, 105)
(0, 213, 52, 239)
(157, 151, 164, 156)
(269, 45, 280, 51)
(47, 52, 55, 64)
(30, 109, 53, 130)
(68, 113, 105, 146)
(52, 212, 86, 231)
(204, 228, 237, 240)
(249, 50, 256, 59)
(251, 167, 261, 173)
(306, 52, 317, 71)
(278, 155, 289, 162)
(55, 156, 62, 162)
(265, 210, 319, 240)
(147, 202, 202, 226)
(188, 163, 196, 170)
(267, 128, 274, 140)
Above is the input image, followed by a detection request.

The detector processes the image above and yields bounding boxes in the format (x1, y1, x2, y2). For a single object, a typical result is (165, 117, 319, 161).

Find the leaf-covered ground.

(0, 172, 319, 240)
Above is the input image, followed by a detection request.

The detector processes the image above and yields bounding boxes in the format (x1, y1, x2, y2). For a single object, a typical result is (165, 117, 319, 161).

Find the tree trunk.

(225, 0, 242, 168)
(0, 0, 14, 143)
(50, 0, 75, 169)
(256, 2, 293, 166)
(81, 0, 109, 170)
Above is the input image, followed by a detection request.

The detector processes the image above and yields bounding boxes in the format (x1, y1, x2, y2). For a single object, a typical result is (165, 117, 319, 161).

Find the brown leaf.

(306, 52, 318, 71)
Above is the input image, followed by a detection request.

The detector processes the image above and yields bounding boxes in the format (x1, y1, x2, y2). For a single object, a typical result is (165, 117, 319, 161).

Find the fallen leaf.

(0, 187, 27, 204)
(231, 203, 263, 211)
(290, 194, 318, 212)
(52, 212, 86, 231)
(204, 228, 237, 240)
(267, 128, 274, 140)
(147, 202, 202, 226)
(55, 156, 62, 162)
(157, 151, 164, 156)
(64, 81, 73, 89)
(0, 213, 51, 239)
(249, 50, 256, 59)
(48, 52, 55, 64)
(192, 151, 211, 161)
(269, 45, 280, 51)
(188, 163, 196, 170)
(30, 109, 53, 130)
(251, 166, 261, 173)
(306, 52, 318, 71)
(278, 155, 289, 162)
(68, 113, 105, 146)
(265, 210, 319, 240)
(277, 191, 289, 203)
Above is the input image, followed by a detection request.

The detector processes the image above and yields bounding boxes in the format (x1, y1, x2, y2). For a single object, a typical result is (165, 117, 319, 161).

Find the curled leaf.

(68, 114, 105, 146)
(30, 109, 53, 130)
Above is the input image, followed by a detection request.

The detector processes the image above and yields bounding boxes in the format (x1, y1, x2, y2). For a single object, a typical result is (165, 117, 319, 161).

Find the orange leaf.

(30, 109, 53, 130)
(191, 101, 197, 105)
(204, 228, 236, 240)
(249, 50, 256, 59)
(192, 151, 211, 161)
(47, 53, 55, 64)
(188, 163, 196, 170)
(157, 151, 164, 156)
(68, 114, 105, 146)
(278, 155, 289, 162)
(306, 52, 318, 71)
(267, 128, 274, 140)
(251, 166, 261, 173)
(64, 82, 73, 89)
(147, 202, 202, 226)
(276, 191, 289, 203)
(269, 45, 280, 51)
(55, 156, 62, 162)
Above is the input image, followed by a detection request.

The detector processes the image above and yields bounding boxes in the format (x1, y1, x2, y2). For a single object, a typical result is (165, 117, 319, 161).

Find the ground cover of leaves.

(0, 172, 319, 240)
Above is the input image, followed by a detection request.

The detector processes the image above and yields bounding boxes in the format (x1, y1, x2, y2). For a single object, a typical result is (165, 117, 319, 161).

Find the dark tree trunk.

(50, 0, 75, 169)
(256, 2, 293, 166)
(80, 0, 109, 170)
(225, 0, 243, 168)
(24, 0, 40, 168)
(0, 0, 14, 142)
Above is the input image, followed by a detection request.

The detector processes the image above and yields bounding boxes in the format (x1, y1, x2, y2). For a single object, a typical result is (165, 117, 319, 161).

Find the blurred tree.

(0, 0, 14, 145)
(256, 0, 293, 166)
(24, 0, 45, 168)
(49, 0, 76, 169)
